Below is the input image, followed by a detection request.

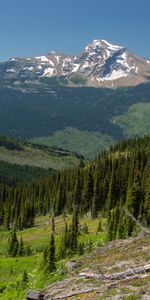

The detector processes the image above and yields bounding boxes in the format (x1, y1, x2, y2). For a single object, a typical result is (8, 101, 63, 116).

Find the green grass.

(114, 102, 150, 138)
(31, 127, 115, 159)
(0, 215, 107, 300)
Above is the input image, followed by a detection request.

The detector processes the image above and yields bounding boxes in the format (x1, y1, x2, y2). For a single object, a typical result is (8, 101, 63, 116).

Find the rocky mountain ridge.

(1, 39, 150, 88)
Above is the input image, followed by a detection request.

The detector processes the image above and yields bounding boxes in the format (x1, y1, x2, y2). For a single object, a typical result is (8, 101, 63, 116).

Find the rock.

(26, 290, 44, 300)
(65, 261, 77, 272)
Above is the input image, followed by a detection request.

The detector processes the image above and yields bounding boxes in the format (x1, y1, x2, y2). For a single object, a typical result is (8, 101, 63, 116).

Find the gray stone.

(26, 290, 44, 300)
(65, 261, 77, 272)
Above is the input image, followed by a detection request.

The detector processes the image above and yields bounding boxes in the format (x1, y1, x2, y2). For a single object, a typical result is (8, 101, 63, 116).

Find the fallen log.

(50, 287, 99, 300)
(79, 264, 150, 281)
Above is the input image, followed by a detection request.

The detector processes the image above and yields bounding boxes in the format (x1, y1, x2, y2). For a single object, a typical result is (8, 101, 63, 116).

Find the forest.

(0, 135, 150, 238)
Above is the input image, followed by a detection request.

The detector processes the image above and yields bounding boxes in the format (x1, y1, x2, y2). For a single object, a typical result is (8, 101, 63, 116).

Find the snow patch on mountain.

(37, 65, 43, 70)
(55, 55, 61, 63)
(6, 68, 16, 73)
(100, 39, 123, 50)
(103, 69, 128, 81)
(42, 67, 55, 77)
(49, 60, 55, 67)
(71, 63, 80, 73)
(23, 66, 34, 71)
(35, 56, 49, 62)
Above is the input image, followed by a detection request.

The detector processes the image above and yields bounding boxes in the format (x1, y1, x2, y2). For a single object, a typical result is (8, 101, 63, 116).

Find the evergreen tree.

(82, 170, 93, 213)
(73, 171, 81, 208)
(91, 176, 99, 218)
(48, 233, 56, 273)
(18, 235, 25, 256)
(8, 230, 19, 257)
(21, 270, 28, 288)
(70, 206, 79, 253)
(78, 242, 84, 256)
(43, 246, 48, 267)
(51, 213, 55, 234)
(97, 219, 102, 233)
(82, 222, 88, 234)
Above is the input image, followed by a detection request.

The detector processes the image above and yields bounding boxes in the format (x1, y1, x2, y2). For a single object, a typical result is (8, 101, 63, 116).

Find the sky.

(0, 0, 150, 61)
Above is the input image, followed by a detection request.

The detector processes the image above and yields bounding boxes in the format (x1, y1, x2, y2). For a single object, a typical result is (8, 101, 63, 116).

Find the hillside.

(1, 79, 150, 158)
(0, 136, 150, 300)
(1, 135, 150, 232)
(0, 135, 83, 172)
(0, 216, 149, 300)
(43, 233, 150, 300)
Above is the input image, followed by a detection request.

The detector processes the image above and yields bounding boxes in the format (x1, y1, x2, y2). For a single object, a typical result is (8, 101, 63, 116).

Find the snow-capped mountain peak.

(0, 39, 150, 88)
(85, 39, 123, 52)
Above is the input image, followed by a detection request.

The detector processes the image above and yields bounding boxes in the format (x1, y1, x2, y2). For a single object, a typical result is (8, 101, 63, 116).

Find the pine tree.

(82, 222, 88, 234)
(8, 230, 19, 257)
(82, 170, 93, 213)
(18, 235, 25, 256)
(78, 242, 84, 256)
(91, 176, 99, 218)
(51, 213, 55, 234)
(48, 233, 56, 273)
(43, 246, 48, 266)
(21, 270, 28, 288)
(70, 206, 79, 253)
(97, 219, 102, 233)
(73, 171, 81, 207)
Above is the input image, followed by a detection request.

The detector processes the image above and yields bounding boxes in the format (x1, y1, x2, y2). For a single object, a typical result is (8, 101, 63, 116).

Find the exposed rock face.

(0, 39, 150, 88)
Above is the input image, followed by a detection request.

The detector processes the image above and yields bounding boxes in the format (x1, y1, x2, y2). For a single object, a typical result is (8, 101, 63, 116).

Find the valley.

(1, 79, 150, 158)
(0, 38, 150, 300)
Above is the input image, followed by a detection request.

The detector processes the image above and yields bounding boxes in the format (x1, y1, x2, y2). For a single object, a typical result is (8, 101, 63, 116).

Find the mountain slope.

(1, 79, 150, 158)
(43, 233, 150, 300)
(1, 135, 150, 231)
(68, 39, 150, 88)
(0, 136, 83, 171)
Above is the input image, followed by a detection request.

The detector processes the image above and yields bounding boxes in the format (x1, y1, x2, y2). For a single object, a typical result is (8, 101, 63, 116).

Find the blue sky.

(0, 0, 150, 61)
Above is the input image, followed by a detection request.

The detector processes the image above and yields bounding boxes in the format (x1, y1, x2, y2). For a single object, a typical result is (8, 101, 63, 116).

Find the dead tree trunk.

(123, 208, 150, 234)
(79, 264, 150, 281)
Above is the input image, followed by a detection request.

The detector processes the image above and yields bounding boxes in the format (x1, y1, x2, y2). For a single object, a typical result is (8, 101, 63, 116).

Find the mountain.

(0, 39, 150, 88)
(1, 40, 150, 158)
(72, 39, 150, 88)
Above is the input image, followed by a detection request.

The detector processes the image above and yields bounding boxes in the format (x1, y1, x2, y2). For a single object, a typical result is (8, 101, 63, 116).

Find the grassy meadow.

(0, 215, 108, 300)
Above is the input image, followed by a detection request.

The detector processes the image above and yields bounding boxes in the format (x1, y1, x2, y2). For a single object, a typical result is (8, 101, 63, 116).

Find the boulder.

(65, 261, 77, 272)
(26, 290, 44, 300)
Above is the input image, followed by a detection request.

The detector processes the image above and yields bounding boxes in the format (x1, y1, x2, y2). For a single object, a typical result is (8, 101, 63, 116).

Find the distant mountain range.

(1, 39, 150, 159)
(1, 39, 150, 88)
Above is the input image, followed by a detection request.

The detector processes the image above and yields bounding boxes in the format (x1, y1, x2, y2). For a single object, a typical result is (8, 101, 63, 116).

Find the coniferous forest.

(1, 135, 150, 238)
